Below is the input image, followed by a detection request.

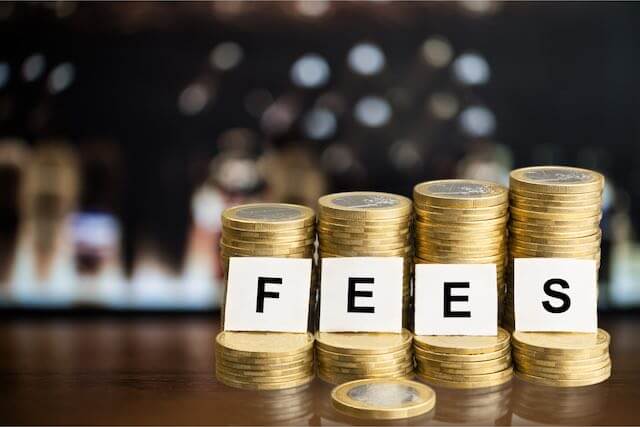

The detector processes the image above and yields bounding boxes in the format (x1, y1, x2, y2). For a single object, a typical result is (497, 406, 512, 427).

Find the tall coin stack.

(511, 329, 611, 387)
(504, 166, 604, 330)
(413, 180, 509, 312)
(215, 331, 315, 390)
(315, 330, 414, 385)
(414, 327, 514, 389)
(317, 192, 413, 327)
(220, 203, 316, 323)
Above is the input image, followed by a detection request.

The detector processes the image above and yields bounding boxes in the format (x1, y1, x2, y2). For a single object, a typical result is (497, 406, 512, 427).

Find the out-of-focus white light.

(428, 92, 459, 120)
(216, 158, 260, 192)
(178, 83, 210, 115)
(0, 62, 9, 89)
(22, 54, 45, 82)
(421, 36, 453, 68)
(295, 0, 330, 17)
(389, 140, 422, 171)
(321, 144, 353, 174)
(460, 0, 495, 15)
(71, 213, 119, 248)
(453, 52, 490, 85)
(261, 98, 297, 135)
(291, 54, 330, 88)
(48, 62, 75, 93)
(348, 42, 385, 76)
(354, 96, 392, 127)
(210, 42, 243, 71)
(303, 107, 337, 140)
(459, 106, 496, 137)
(191, 186, 225, 231)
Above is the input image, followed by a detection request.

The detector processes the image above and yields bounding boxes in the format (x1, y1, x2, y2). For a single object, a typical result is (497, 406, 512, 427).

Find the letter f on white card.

(414, 264, 497, 336)
(224, 257, 312, 333)
(514, 258, 597, 332)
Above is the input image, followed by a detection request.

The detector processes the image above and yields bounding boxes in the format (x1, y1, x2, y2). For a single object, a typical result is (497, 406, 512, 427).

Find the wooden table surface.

(1, 312, 638, 425)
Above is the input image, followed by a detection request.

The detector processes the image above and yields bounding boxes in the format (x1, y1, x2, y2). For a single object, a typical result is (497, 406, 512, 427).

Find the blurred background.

(0, 1, 638, 312)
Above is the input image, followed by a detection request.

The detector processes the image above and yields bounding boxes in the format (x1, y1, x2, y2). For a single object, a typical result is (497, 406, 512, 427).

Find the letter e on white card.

(414, 264, 497, 336)
(224, 257, 312, 333)
(319, 257, 403, 333)
(514, 258, 597, 333)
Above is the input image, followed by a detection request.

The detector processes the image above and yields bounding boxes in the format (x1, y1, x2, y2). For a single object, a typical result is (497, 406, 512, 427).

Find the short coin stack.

(220, 203, 315, 322)
(414, 327, 514, 389)
(315, 330, 414, 385)
(317, 192, 413, 326)
(504, 166, 604, 330)
(215, 331, 315, 390)
(413, 180, 509, 312)
(512, 329, 611, 387)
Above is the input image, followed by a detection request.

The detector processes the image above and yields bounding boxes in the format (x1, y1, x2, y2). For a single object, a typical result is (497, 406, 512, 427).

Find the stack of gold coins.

(315, 330, 414, 385)
(504, 166, 604, 330)
(215, 331, 315, 390)
(511, 329, 611, 387)
(317, 192, 413, 326)
(220, 203, 315, 322)
(413, 180, 509, 313)
(414, 327, 513, 389)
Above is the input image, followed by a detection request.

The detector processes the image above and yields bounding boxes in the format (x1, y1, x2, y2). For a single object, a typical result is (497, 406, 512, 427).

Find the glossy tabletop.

(1, 312, 638, 425)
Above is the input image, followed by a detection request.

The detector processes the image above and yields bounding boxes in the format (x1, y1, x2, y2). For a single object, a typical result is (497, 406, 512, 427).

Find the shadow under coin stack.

(511, 329, 611, 387)
(414, 327, 514, 389)
(220, 203, 316, 324)
(413, 180, 509, 316)
(215, 331, 315, 390)
(317, 192, 413, 327)
(504, 166, 604, 330)
(315, 330, 414, 385)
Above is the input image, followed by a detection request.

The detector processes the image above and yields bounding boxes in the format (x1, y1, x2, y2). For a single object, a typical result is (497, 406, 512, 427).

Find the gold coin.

(319, 192, 412, 220)
(416, 368, 513, 389)
(515, 359, 611, 376)
(514, 369, 610, 388)
(509, 241, 601, 254)
(509, 166, 604, 194)
(220, 244, 314, 257)
(415, 353, 511, 370)
(222, 226, 314, 241)
(322, 360, 414, 375)
(216, 365, 314, 383)
(512, 352, 609, 368)
(416, 203, 508, 216)
(511, 329, 609, 354)
(416, 215, 508, 230)
(510, 187, 602, 202)
(319, 365, 414, 383)
(414, 329, 510, 355)
(415, 209, 508, 222)
(216, 350, 313, 365)
(509, 231, 601, 246)
(318, 227, 411, 240)
(315, 330, 413, 355)
(216, 355, 313, 372)
(221, 237, 316, 250)
(320, 247, 411, 257)
(415, 242, 505, 255)
(510, 200, 602, 213)
(216, 331, 314, 358)
(414, 180, 508, 208)
(319, 239, 409, 251)
(320, 238, 410, 249)
(216, 363, 314, 378)
(416, 365, 513, 382)
(510, 194, 602, 208)
(415, 254, 505, 264)
(217, 371, 314, 391)
(318, 355, 413, 371)
(512, 345, 609, 361)
(418, 359, 512, 376)
(510, 206, 601, 220)
(508, 248, 599, 259)
(508, 226, 600, 240)
(318, 216, 411, 229)
(331, 378, 436, 420)
(222, 203, 315, 231)
(316, 346, 412, 363)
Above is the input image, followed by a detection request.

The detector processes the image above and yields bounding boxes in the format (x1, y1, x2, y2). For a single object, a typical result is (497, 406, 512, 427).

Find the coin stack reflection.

(504, 166, 604, 330)
(315, 330, 414, 385)
(215, 331, 315, 390)
(219, 203, 315, 324)
(414, 327, 514, 388)
(413, 180, 509, 315)
(511, 329, 611, 387)
(317, 192, 413, 327)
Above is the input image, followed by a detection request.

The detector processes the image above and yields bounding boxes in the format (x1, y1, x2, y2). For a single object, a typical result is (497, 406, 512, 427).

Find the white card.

(224, 257, 312, 333)
(319, 257, 403, 332)
(514, 258, 598, 333)
(414, 263, 497, 336)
